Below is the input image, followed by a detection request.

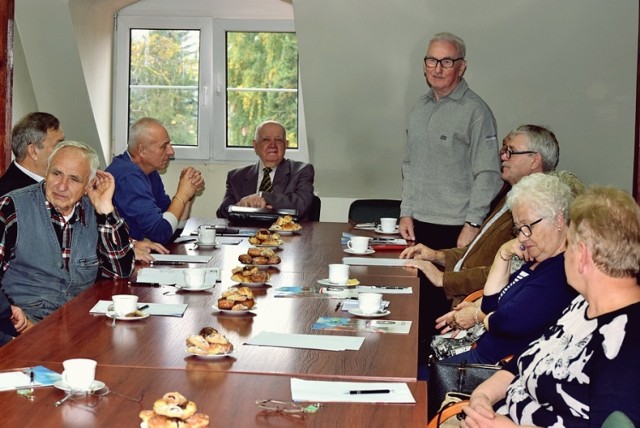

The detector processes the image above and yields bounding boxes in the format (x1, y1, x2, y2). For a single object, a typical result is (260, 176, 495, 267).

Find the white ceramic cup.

(198, 225, 217, 245)
(379, 217, 397, 233)
(328, 263, 350, 285)
(62, 358, 97, 391)
(112, 294, 138, 317)
(358, 292, 383, 315)
(183, 268, 207, 289)
(347, 236, 370, 254)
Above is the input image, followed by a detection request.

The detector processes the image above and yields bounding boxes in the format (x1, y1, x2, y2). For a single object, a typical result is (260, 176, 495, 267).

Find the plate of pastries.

(269, 215, 302, 233)
(215, 286, 256, 314)
(185, 326, 234, 359)
(237, 247, 281, 268)
(231, 266, 270, 286)
(139, 391, 209, 428)
(248, 228, 284, 247)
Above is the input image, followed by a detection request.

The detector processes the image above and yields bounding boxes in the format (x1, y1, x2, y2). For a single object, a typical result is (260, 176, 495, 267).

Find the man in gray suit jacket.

(216, 120, 315, 220)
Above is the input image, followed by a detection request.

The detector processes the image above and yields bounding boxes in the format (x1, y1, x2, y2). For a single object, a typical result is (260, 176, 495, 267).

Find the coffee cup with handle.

(347, 236, 370, 254)
(62, 358, 97, 391)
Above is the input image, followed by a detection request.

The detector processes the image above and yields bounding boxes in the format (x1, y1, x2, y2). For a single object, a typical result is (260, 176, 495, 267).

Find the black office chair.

(307, 195, 321, 221)
(348, 199, 401, 224)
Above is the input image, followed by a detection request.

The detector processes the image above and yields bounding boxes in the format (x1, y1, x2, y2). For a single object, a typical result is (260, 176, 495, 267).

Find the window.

(114, 16, 308, 162)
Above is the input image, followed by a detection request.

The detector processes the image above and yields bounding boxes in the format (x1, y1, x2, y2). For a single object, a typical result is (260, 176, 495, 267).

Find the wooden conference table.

(0, 221, 426, 427)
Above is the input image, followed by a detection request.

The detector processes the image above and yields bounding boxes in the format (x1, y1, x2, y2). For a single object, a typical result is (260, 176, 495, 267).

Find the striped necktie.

(259, 167, 273, 193)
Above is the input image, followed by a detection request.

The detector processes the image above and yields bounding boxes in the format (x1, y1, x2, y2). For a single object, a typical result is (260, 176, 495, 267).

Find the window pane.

(129, 29, 200, 146)
(226, 32, 298, 148)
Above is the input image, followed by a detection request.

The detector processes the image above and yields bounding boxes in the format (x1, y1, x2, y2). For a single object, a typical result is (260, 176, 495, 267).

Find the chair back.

(348, 199, 401, 224)
(308, 195, 321, 221)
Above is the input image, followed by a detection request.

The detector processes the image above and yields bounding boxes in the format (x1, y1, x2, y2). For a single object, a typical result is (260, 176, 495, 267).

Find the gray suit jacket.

(216, 159, 315, 220)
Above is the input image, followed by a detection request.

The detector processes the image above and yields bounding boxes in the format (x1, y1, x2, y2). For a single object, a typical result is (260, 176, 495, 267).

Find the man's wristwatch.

(465, 221, 481, 228)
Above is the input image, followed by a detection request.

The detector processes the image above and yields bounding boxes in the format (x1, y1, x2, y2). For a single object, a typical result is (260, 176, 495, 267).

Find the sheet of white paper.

(89, 300, 188, 317)
(342, 257, 407, 267)
(245, 331, 364, 351)
(0, 372, 32, 391)
(290, 378, 415, 403)
(150, 254, 212, 264)
(136, 267, 220, 285)
(356, 286, 413, 294)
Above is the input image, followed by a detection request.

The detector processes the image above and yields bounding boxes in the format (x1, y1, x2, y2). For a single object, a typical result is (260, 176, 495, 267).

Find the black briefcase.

(226, 206, 297, 226)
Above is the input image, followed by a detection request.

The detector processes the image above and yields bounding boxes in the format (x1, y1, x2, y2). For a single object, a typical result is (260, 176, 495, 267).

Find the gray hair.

(506, 124, 559, 172)
(11, 112, 61, 161)
(254, 120, 287, 141)
(507, 173, 574, 224)
(127, 117, 165, 150)
(429, 32, 466, 58)
(547, 170, 585, 198)
(48, 140, 99, 181)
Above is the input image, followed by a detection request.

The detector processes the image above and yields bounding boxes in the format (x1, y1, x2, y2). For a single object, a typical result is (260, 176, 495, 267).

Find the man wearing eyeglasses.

(400, 32, 502, 251)
(401, 124, 559, 379)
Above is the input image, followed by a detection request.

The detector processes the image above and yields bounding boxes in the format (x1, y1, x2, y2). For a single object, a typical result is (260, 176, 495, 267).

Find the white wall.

(12, 0, 640, 223)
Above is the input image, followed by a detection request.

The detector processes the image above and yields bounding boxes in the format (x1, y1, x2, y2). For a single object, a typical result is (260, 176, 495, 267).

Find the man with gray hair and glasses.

(0, 141, 135, 324)
(0, 112, 65, 196)
(402, 124, 560, 379)
(400, 32, 502, 249)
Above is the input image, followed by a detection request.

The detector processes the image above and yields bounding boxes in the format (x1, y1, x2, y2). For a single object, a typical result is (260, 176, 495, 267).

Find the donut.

(238, 254, 253, 264)
(248, 236, 260, 245)
(217, 298, 235, 310)
(185, 335, 209, 351)
(252, 256, 268, 265)
(247, 247, 262, 257)
(162, 392, 188, 406)
(259, 248, 275, 257)
(236, 287, 253, 297)
(153, 394, 197, 419)
(267, 255, 281, 265)
(250, 271, 268, 283)
(185, 413, 210, 428)
(256, 229, 270, 240)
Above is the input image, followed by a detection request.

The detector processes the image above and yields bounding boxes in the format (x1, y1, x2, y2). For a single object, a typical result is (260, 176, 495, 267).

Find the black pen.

(29, 369, 34, 385)
(348, 389, 390, 395)
(138, 305, 150, 311)
(372, 286, 403, 290)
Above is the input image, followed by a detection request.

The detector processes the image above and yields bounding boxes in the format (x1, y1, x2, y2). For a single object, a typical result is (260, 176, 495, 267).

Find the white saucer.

(175, 284, 215, 292)
(344, 248, 375, 255)
(348, 308, 391, 318)
(54, 380, 106, 393)
(106, 311, 150, 321)
(268, 228, 301, 235)
(255, 242, 284, 249)
(213, 304, 257, 316)
(317, 278, 360, 287)
(186, 349, 235, 360)
(241, 263, 279, 270)
(374, 227, 399, 235)
(237, 280, 269, 288)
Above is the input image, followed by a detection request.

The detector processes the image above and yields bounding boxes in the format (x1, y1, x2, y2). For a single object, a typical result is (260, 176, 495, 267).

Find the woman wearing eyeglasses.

(461, 187, 640, 427)
(437, 173, 580, 365)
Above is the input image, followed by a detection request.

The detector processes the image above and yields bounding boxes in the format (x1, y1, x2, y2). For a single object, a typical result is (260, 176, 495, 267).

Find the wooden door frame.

(0, 0, 13, 175)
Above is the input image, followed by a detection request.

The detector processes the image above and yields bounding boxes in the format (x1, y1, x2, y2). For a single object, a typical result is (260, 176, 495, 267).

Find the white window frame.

(113, 16, 308, 163)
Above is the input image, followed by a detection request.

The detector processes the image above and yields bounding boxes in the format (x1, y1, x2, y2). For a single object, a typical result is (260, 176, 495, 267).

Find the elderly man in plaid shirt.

(0, 141, 135, 325)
